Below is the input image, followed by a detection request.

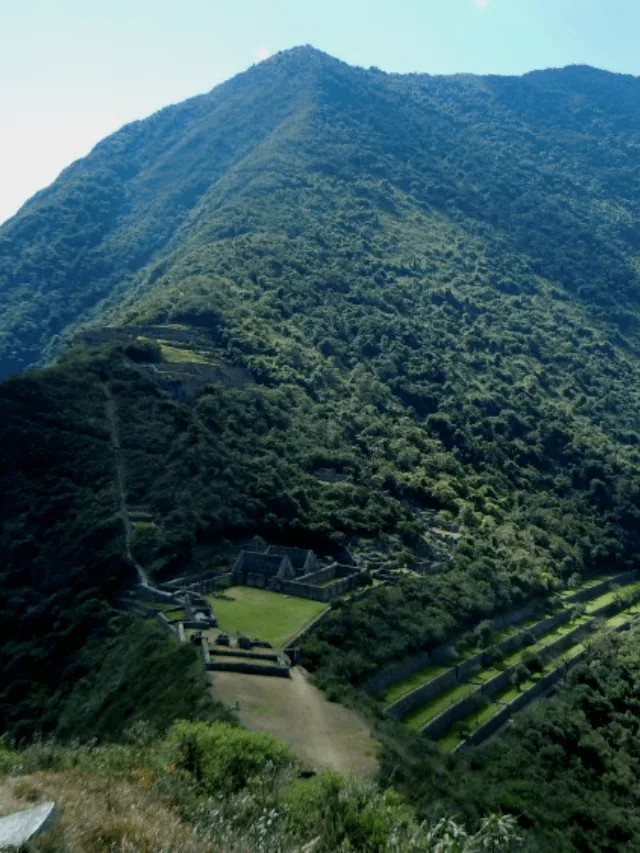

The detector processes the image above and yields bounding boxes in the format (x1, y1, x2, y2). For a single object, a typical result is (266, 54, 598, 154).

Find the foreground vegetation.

(4, 627, 640, 851)
(0, 721, 519, 853)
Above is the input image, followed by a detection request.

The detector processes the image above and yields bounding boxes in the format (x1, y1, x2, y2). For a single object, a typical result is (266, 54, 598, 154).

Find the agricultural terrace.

(207, 587, 327, 648)
(437, 599, 640, 752)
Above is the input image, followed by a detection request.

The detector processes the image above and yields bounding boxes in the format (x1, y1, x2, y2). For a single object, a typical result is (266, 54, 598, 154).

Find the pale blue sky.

(1, 0, 639, 225)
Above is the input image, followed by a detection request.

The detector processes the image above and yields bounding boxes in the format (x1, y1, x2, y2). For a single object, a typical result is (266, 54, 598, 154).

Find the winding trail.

(104, 383, 148, 585)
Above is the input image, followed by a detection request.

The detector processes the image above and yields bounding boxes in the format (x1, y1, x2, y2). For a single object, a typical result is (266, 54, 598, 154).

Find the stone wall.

(539, 620, 594, 660)
(368, 601, 586, 698)
(183, 619, 216, 630)
(530, 608, 574, 639)
(276, 573, 360, 602)
(565, 570, 638, 604)
(458, 706, 511, 750)
(364, 650, 435, 696)
(211, 648, 281, 663)
(295, 567, 337, 586)
(206, 660, 291, 678)
(162, 569, 219, 590)
(200, 638, 212, 667)
(349, 582, 390, 603)
(266, 545, 316, 574)
(421, 690, 484, 740)
(155, 612, 178, 635)
(456, 652, 484, 682)
(491, 600, 543, 630)
(386, 668, 459, 720)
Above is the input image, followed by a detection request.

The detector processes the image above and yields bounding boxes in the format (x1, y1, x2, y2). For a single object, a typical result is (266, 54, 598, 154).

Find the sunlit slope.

(1, 50, 640, 381)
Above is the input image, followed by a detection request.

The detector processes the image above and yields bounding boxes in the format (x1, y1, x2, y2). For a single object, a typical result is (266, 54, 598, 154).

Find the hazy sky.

(2, 0, 639, 226)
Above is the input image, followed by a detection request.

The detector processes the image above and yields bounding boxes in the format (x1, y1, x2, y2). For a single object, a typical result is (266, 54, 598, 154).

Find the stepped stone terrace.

(231, 544, 363, 602)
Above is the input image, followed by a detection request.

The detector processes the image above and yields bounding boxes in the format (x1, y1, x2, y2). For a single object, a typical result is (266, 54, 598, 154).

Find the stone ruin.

(231, 544, 363, 602)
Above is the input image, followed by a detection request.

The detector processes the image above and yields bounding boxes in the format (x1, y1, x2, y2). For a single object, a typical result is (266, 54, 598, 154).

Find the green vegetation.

(0, 721, 520, 853)
(208, 587, 327, 647)
(404, 683, 478, 730)
(3, 49, 640, 712)
(3, 46, 640, 851)
(382, 663, 449, 705)
(378, 627, 640, 850)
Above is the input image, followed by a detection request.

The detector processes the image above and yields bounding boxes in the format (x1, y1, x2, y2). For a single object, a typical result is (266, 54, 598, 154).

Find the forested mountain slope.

(3, 47, 640, 726)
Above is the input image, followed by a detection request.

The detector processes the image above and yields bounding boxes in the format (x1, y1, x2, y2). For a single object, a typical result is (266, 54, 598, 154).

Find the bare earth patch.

(211, 668, 379, 776)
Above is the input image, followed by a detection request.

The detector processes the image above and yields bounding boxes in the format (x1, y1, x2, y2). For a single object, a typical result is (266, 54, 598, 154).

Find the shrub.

(165, 721, 295, 793)
(282, 772, 414, 852)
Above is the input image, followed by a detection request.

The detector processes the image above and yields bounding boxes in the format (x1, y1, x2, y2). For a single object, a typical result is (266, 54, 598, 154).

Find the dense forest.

(2, 46, 640, 850)
(380, 626, 640, 852)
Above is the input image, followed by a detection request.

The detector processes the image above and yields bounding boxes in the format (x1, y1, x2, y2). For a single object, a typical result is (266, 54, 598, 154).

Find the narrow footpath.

(103, 383, 148, 585)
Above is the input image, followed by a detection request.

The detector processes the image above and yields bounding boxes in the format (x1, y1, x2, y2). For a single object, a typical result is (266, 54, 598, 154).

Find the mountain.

(3, 49, 640, 378)
(3, 47, 640, 734)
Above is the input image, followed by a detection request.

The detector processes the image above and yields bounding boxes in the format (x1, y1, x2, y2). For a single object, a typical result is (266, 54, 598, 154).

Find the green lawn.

(207, 586, 327, 648)
(494, 682, 534, 704)
(558, 642, 586, 663)
(439, 729, 466, 752)
(605, 608, 640, 629)
(586, 581, 640, 614)
(382, 663, 450, 705)
(404, 682, 478, 731)
(470, 666, 502, 684)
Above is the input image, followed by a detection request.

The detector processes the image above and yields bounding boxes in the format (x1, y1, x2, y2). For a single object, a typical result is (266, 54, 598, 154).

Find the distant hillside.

(3, 47, 640, 732)
(2, 50, 640, 378)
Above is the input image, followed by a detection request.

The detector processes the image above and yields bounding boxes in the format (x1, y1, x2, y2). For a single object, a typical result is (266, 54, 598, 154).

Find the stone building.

(231, 551, 296, 588)
(231, 544, 363, 602)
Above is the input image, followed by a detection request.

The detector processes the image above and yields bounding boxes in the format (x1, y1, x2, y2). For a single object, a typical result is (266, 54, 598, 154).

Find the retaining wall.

(492, 600, 542, 630)
(365, 605, 564, 696)
(476, 666, 515, 696)
(387, 669, 458, 720)
(459, 706, 511, 749)
(200, 638, 211, 667)
(211, 648, 281, 662)
(530, 608, 574, 638)
(538, 620, 594, 661)
(206, 661, 290, 678)
(154, 612, 178, 635)
(565, 570, 638, 604)
(456, 652, 484, 682)
(282, 606, 331, 648)
(365, 650, 433, 695)
(455, 610, 640, 753)
(349, 582, 390, 603)
(421, 690, 484, 740)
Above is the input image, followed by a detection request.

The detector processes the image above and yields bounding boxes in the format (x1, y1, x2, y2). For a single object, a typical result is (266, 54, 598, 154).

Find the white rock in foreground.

(0, 802, 57, 849)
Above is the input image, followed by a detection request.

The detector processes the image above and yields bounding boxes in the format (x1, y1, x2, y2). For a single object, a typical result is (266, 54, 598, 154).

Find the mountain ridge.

(3, 46, 640, 378)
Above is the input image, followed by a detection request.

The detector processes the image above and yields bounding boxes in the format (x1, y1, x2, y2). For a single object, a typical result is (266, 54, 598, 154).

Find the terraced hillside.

(372, 570, 640, 749)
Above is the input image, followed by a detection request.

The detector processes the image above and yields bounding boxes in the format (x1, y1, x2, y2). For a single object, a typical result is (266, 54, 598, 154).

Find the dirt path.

(211, 668, 378, 776)
(103, 383, 148, 585)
